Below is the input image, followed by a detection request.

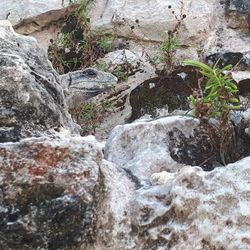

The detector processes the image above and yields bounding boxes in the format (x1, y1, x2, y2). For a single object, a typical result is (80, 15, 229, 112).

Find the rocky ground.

(0, 0, 250, 249)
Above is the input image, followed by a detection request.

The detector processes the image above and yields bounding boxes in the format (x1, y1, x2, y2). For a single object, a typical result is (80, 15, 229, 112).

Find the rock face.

(0, 0, 70, 26)
(127, 157, 250, 250)
(0, 0, 75, 50)
(228, 0, 250, 13)
(0, 134, 105, 249)
(1, 2, 250, 250)
(102, 116, 250, 250)
(91, 0, 219, 45)
(0, 22, 79, 142)
(129, 67, 199, 121)
(105, 116, 217, 181)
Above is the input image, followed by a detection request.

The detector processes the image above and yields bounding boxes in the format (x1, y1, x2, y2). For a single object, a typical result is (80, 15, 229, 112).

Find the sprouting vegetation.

(71, 100, 114, 135)
(49, 0, 113, 74)
(184, 60, 240, 124)
(157, 1, 186, 72)
(184, 60, 241, 165)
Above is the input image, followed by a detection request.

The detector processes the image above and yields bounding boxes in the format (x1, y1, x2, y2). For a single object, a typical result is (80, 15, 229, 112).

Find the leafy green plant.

(157, 1, 186, 72)
(183, 60, 240, 124)
(97, 34, 112, 53)
(160, 32, 180, 68)
(183, 60, 241, 165)
(49, 0, 116, 74)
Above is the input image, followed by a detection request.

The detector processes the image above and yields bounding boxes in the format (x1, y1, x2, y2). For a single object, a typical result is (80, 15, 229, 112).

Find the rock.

(206, 51, 250, 70)
(91, 0, 219, 45)
(0, 21, 79, 142)
(128, 157, 250, 250)
(0, 0, 70, 27)
(0, 134, 103, 249)
(129, 66, 199, 121)
(60, 68, 118, 109)
(0, 1, 75, 49)
(232, 71, 250, 83)
(104, 116, 224, 182)
(97, 49, 142, 77)
(227, 0, 250, 13)
(150, 171, 176, 185)
(226, 0, 250, 31)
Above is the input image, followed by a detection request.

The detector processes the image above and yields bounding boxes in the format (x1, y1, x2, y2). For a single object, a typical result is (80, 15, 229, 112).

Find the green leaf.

(229, 98, 239, 103)
(222, 64, 233, 71)
(183, 60, 213, 73)
(227, 105, 241, 110)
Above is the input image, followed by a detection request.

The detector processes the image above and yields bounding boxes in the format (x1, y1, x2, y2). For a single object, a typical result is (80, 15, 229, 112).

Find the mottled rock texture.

(104, 116, 216, 181)
(91, 0, 219, 45)
(128, 157, 250, 250)
(0, 135, 104, 249)
(0, 22, 79, 142)
(0, 0, 77, 49)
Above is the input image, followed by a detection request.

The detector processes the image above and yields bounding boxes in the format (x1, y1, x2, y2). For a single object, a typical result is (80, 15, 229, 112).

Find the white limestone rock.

(104, 116, 200, 182)
(91, 0, 219, 45)
(128, 157, 250, 249)
(0, 0, 70, 26)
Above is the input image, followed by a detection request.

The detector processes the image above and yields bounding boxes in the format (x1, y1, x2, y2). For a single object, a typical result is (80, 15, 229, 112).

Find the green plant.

(183, 60, 240, 124)
(72, 99, 114, 136)
(113, 68, 128, 82)
(183, 60, 241, 165)
(158, 1, 186, 72)
(97, 34, 112, 53)
(50, 0, 117, 74)
(79, 102, 97, 121)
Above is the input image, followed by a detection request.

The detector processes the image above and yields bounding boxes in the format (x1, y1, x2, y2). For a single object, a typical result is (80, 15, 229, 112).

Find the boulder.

(0, 0, 70, 28)
(0, 21, 79, 142)
(104, 116, 219, 183)
(0, 0, 76, 49)
(0, 134, 103, 249)
(91, 0, 219, 45)
(127, 157, 250, 250)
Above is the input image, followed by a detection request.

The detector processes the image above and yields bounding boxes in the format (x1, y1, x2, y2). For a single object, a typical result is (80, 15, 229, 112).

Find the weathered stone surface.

(206, 51, 250, 70)
(104, 116, 220, 182)
(91, 0, 219, 45)
(0, 1, 77, 49)
(226, 0, 250, 31)
(0, 134, 103, 249)
(0, 0, 70, 27)
(228, 0, 250, 13)
(0, 22, 79, 142)
(129, 66, 199, 121)
(127, 157, 250, 250)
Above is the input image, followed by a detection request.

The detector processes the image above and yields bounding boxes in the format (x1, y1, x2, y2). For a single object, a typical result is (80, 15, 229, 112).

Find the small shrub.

(183, 60, 240, 124)
(158, 1, 186, 72)
(49, 0, 115, 74)
(183, 60, 241, 165)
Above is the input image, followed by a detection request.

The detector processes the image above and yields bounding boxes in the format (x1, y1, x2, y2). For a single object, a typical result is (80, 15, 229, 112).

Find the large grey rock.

(0, 134, 103, 249)
(0, 1, 75, 49)
(104, 116, 220, 183)
(91, 0, 219, 45)
(127, 157, 250, 250)
(0, 21, 79, 142)
(99, 115, 250, 250)
(0, 0, 70, 27)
